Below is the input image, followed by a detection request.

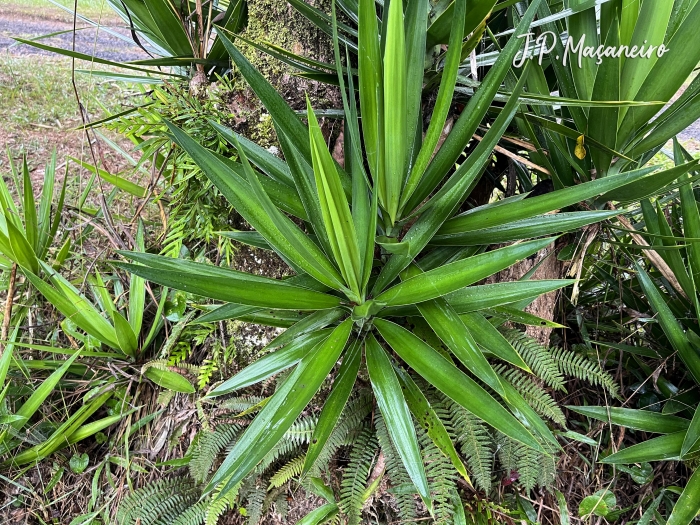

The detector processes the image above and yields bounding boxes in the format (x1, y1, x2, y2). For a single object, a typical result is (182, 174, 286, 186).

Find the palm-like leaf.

(115, 0, 686, 505)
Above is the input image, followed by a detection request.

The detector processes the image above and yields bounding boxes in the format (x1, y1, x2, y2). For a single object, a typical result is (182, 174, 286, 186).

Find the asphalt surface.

(0, 10, 147, 62)
(1, 9, 698, 142)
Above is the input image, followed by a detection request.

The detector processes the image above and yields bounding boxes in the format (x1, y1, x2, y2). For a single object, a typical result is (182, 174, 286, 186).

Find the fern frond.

(552, 346, 620, 397)
(449, 402, 493, 493)
(269, 455, 306, 488)
(495, 365, 566, 427)
(243, 482, 266, 525)
(116, 478, 200, 525)
(284, 415, 317, 445)
(218, 395, 266, 413)
(516, 445, 540, 494)
(495, 433, 520, 482)
(189, 423, 243, 484)
(272, 492, 289, 519)
(502, 329, 565, 391)
(339, 427, 378, 525)
(255, 437, 302, 475)
(496, 434, 558, 494)
(198, 358, 219, 390)
(170, 500, 208, 525)
(375, 412, 418, 522)
(205, 477, 241, 525)
(308, 390, 373, 478)
(418, 426, 457, 525)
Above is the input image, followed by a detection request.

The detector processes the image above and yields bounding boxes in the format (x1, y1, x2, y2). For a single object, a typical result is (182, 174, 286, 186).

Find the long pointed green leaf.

(619, 1, 700, 142)
(164, 121, 345, 290)
(375, 319, 544, 452)
(401, 264, 503, 396)
(215, 29, 312, 163)
(0, 351, 81, 441)
(128, 221, 146, 338)
(433, 211, 618, 246)
(601, 432, 684, 463)
(403, 0, 429, 172)
(366, 335, 431, 506)
(375, 237, 555, 306)
(210, 120, 294, 186)
(402, 0, 542, 214)
(11, 38, 181, 76)
(568, 406, 690, 434)
(461, 311, 530, 370)
(21, 156, 37, 253)
(588, 18, 619, 176)
(438, 164, 683, 236)
(401, 0, 465, 210)
(682, 405, 700, 457)
(307, 98, 362, 298)
(112, 310, 138, 358)
(636, 264, 700, 384)
(24, 271, 119, 349)
(358, 0, 384, 182)
(372, 63, 532, 294)
(207, 330, 332, 397)
(381, 0, 407, 224)
(667, 467, 700, 525)
(206, 320, 352, 497)
(115, 260, 341, 311)
(394, 365, 470, 483)
(303, 339, 361, 474)
(446, 280, 573, 315)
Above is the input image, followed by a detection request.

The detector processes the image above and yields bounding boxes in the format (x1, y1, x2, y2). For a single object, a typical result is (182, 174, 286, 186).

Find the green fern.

(516, 445, 541, 493)
(218, 395, 267, 413)
(241, 479, 266, 525)
(339, 427, 378, 525)
(198, 358, 219, 390)
(307, 391, 373, 477)
(205, 477, 241, 525)
(170, 500, 208, 525)
(255, 417, 315, 477)
(449, 401, 493, 493)
(495, 433, 520, 483)
(494, 365, 566, 426)
(552, 346, 620, 397)
(189, 423, 243, 483)
(418, 426, 458, 524)
(271, 492, 289, 519)
(496, 434, 558, 494)
(375, 412, 418, 522)
(502, 329, 566, 391)
(116, 478, 200, 525)
(269, 455, 306, 488)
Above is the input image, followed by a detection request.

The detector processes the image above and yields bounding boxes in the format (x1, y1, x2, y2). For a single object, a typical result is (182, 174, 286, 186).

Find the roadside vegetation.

(1, 0, 700, 524)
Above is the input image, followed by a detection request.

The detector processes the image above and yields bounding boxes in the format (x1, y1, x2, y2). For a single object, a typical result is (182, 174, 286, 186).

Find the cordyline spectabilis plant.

(115, 0, 696, 506)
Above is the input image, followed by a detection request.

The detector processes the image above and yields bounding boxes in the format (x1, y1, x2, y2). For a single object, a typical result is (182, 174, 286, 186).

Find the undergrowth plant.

(568, 139, 700, 525)
(101, 78, 246, 262)
(0, 151, 200, 478)
(113, 0, 695, 519)
(117, 328, 617, 524)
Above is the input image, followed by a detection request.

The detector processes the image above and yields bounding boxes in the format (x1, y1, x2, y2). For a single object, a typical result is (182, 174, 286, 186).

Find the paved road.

(1, 8, 698, 143)
(0, 10, 148, 62)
